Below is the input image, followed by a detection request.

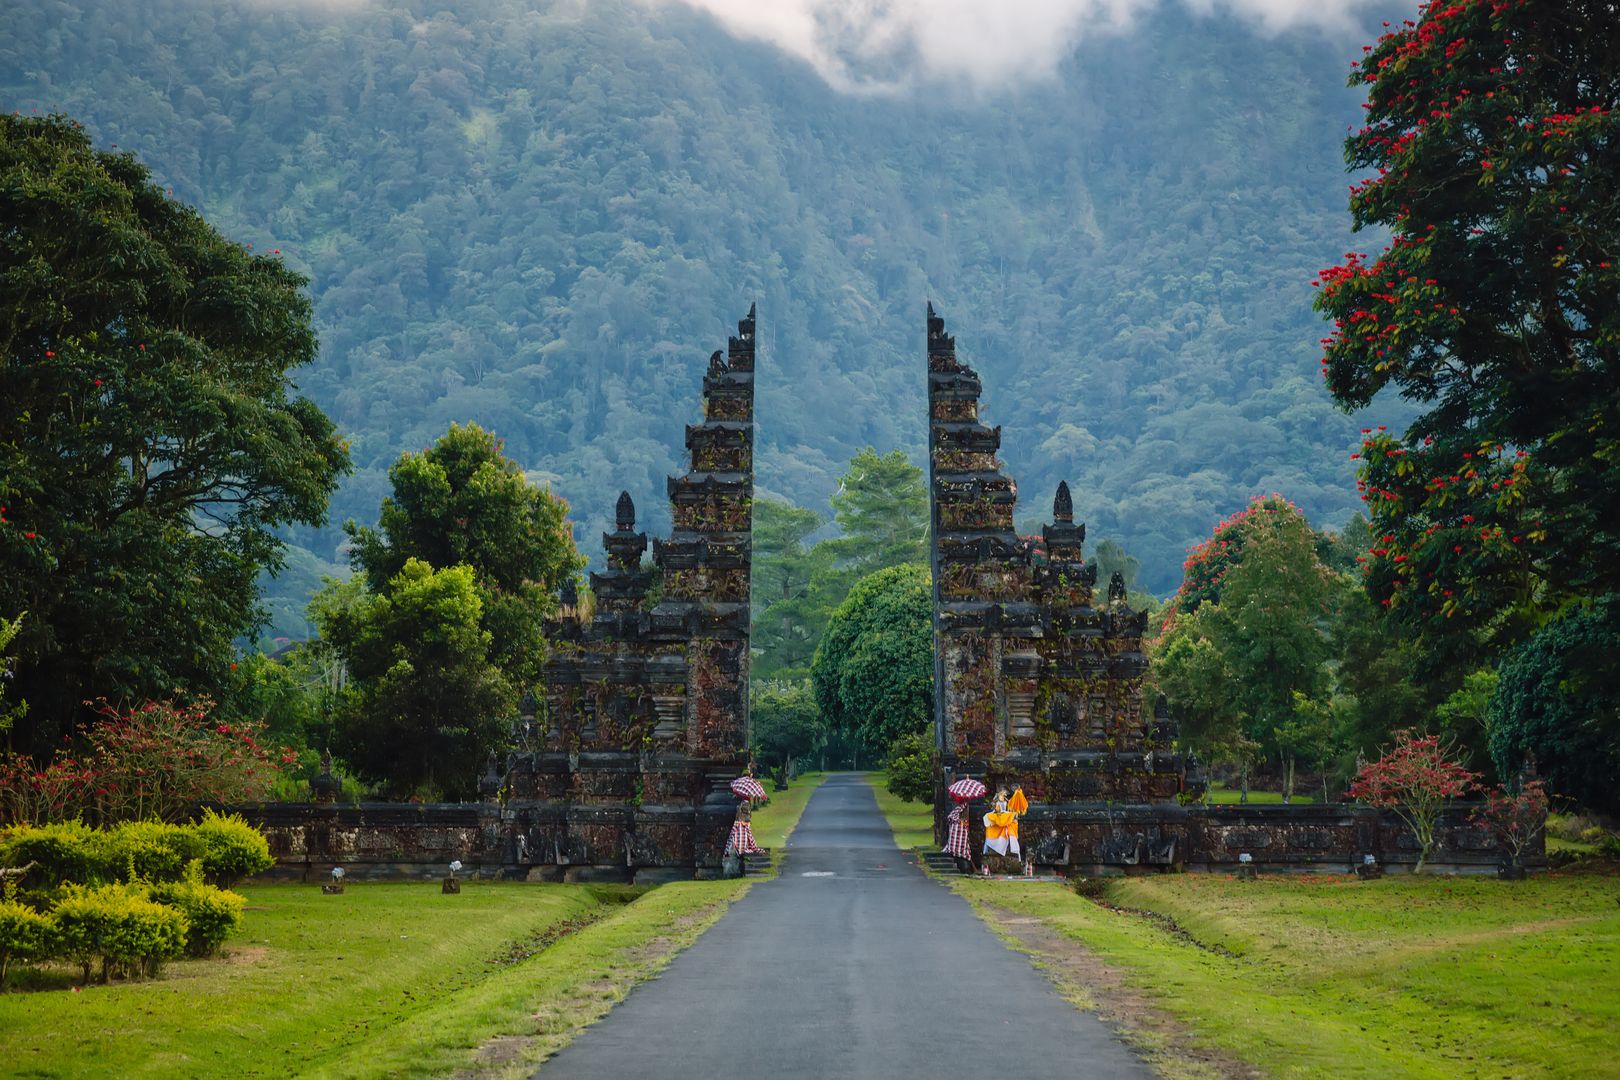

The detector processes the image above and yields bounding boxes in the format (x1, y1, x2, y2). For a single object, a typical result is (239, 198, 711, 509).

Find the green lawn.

(0, 879, 750, 1078)
(867, 770, 935, 849)
(1204, 782, 1317, 805)
(749, 769, 829, 850)
(956, 871, 1620, 1078)
(0, 779, 835, 1077)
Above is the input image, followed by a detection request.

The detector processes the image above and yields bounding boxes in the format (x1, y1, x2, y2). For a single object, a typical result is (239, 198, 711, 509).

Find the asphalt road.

(537, 773, 1153, 1078)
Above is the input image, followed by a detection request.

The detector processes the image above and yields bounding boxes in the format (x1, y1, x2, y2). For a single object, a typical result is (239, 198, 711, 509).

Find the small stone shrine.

(497, 305, 757, 882)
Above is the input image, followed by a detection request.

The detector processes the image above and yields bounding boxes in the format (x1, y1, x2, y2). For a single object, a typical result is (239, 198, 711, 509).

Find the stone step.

(742, 849, 774, 874)
(922, 851, 970, 875)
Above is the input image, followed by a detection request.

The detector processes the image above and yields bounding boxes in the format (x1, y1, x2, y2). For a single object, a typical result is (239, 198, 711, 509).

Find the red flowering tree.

(1347, 730, 1477, 872)
(0, 698, 292, 825)
(1164, 495, 1309, 628)
(1470, 779, 1548, 873)
(1315, 1, 1620, 666)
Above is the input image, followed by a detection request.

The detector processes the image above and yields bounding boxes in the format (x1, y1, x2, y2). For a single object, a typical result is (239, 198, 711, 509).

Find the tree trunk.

(1239, 763, 1250, 804)
(1282, 753, 1295, 804)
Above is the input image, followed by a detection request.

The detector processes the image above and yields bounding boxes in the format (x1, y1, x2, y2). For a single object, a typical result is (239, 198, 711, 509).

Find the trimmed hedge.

(54, 884, 189, 982)
(0, 899, 55, 987)
(147, 879, 246, 957)
(0, 812, 272, 889)
(191, 810, 274, 886)
(0, 814, 266, 986)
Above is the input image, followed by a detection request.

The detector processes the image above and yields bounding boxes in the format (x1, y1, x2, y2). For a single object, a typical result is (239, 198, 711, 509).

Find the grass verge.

(953, 870, 1620, 1078)
(0, 879, 749, 1078)
(749, 769, 829, 851)
(866, 770, 934, 850)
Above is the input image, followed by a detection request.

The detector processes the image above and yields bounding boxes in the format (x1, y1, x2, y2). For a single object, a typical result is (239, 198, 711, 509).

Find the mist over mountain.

(1, 0, 1402, 627)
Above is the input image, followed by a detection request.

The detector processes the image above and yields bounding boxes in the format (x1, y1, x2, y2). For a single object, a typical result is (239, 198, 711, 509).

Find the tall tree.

(1156, 501, 1338, 798)
(347, 422, 581, 696)
(825, 448, 928, 577)
(316, 561, 509, 799)
(750, 499, 830, 679)
(1488, 598, 1620, 816)
(810, 563, 933, 754)
(749, 680, 822, 783)
(0, 115, 349, 755)
(751, 451, 929, 680)
(1317, 1, 1620, 662)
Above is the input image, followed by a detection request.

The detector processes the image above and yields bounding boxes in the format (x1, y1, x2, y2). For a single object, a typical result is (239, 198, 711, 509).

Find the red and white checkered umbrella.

(730, 776, 768, 802)
(947, 778, 988, 802)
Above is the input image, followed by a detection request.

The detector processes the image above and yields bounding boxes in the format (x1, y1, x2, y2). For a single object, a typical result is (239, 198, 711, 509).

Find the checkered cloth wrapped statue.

(726, 774, 766, 856)
(727, 814, 764, 856)
(942, 803, 971, 860)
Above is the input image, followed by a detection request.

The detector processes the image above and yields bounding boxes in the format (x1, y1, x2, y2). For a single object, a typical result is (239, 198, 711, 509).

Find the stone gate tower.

(926, 304, 1202, 870)
(500, 305, 756, 882)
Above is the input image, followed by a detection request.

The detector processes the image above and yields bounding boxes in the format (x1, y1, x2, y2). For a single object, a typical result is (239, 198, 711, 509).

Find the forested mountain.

(1, 0, 1402, 621)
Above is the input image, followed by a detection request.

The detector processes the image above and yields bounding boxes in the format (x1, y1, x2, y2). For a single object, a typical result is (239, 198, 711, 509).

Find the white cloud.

(647, 0, 1380, 93)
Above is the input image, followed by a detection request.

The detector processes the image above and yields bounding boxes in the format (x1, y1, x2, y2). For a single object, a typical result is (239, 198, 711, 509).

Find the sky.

(644, 0, 1387, 92)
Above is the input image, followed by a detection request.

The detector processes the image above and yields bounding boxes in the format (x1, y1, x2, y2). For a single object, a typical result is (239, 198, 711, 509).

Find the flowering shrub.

(1471, 780, 1548, 870)
(0, 698, 292, 826)
(1348, 730, 1477, 872)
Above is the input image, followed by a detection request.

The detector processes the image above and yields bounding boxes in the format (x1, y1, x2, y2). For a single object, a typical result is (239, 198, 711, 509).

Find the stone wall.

(235, 802, 500, 882)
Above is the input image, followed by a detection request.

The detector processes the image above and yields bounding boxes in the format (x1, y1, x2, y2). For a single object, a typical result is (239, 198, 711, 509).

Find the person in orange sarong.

(982, 786, 1028, 857)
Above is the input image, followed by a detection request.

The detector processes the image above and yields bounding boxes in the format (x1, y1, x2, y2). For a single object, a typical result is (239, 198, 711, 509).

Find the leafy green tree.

(1157, 503, 1337, 797)
(347, 422, 581, 695)
(1165, 495, 1308, 620)
(316, 560, 509, 799)
(1286, 690, 1352, 803)
(811, 563, 933, 753)
(0, 612, 25, 738)
(1318, 2, 1620, 659)
(1088, 538, 1141, 593)
(750, 680, 821, 784)
(753, 451, 928, 680)
(1327, 584, 1448, 766)
(1433, 668, 1500, 780)
(884, 731, 934, 805)
(1488, 599, 1620, 816)
(0, 115, 349, 756)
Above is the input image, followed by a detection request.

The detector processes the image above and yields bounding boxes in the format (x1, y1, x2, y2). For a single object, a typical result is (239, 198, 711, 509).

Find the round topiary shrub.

(0, 821, 99, 889)
(0, 899, 56, 987)
(147, 879, 246, 957)
(191, 810, 273, 886)
(53, 884, 189, 982)
(99, 821, 205, 884)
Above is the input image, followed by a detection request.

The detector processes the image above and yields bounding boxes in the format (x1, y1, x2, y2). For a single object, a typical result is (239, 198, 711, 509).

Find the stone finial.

(616, 490, 636, 531)
(309, 748, 340, 803)
(1109, 571, 1127, 605)
(559, 577, 579, 609)
(708, 349, 726, 374)
(479, 752, 503, 801)
(1154, 694, 1169, 722)
(1053, 480, 1073, 523)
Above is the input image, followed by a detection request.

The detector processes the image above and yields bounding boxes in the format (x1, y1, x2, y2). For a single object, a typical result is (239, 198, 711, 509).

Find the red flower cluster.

(0, 697, 291, 826)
